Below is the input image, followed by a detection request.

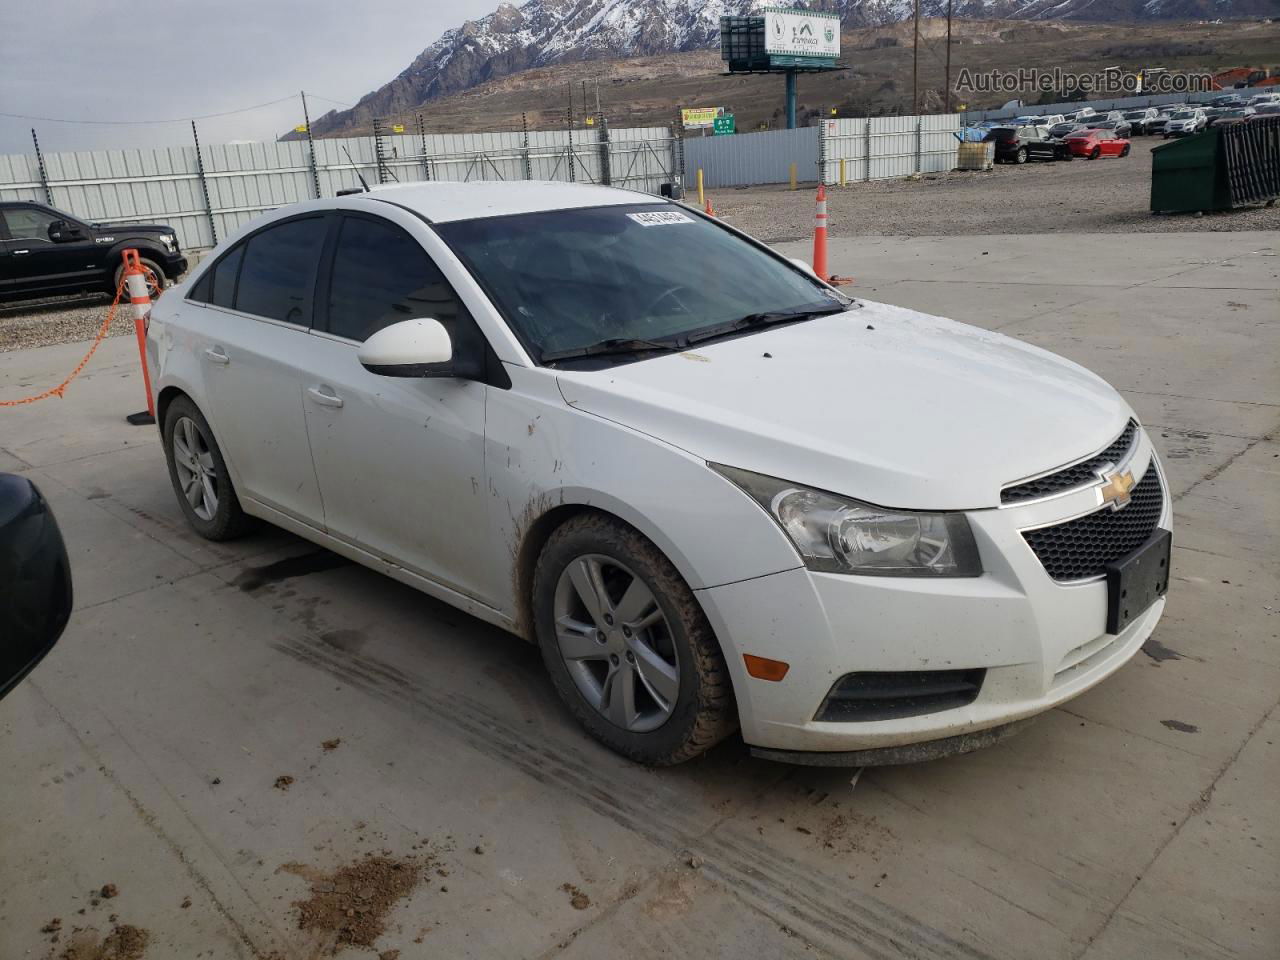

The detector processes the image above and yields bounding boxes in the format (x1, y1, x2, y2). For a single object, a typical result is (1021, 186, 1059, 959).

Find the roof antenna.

(341, 144, 370, 193)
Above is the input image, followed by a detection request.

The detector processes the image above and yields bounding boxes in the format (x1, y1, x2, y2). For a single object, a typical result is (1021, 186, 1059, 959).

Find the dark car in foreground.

(0, 201, 187, 303)
(0, 474, 72, 702)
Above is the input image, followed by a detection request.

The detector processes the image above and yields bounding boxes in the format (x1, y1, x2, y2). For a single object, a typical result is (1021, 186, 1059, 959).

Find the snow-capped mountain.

(302, 0, 1267, 137)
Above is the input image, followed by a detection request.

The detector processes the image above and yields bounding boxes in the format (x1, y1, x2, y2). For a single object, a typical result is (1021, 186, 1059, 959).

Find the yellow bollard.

(839, 157, 846, 187)
(697, 168, 705, 208)
(789, 162, 797, 191)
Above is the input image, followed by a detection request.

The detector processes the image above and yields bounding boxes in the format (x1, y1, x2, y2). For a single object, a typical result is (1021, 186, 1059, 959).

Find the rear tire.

(1120, 144, 1131, 157)
(532, 512, 737, 765)
(162, 396, 256, 541)
(1015, 148, 1028, 165)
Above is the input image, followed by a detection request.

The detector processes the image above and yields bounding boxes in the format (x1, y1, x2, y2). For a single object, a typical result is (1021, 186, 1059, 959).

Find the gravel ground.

(3, 141, 1274, 352)
(704, 138, 1280, 242)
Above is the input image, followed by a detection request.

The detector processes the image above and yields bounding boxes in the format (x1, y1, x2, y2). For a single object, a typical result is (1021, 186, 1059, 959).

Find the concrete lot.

(1, 232, 1277, 960)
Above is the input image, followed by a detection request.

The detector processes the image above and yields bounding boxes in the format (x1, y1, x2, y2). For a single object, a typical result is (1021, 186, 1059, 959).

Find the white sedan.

(148, 182, 1171, 766)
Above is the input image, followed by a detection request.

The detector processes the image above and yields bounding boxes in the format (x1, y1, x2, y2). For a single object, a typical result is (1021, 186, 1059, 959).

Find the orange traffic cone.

(121, 249, 156, 425)
(812, 184, 828, 281)
(704, 198, 715, 216)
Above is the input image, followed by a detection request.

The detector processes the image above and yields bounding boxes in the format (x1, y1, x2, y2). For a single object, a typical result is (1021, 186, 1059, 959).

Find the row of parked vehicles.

(969, 92, 1280, 165)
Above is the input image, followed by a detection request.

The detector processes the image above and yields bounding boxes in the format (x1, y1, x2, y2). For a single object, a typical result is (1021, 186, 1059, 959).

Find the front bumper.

(696, 434, 1171, 756)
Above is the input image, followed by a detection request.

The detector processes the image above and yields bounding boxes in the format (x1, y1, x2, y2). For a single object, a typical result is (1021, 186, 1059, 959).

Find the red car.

(1062, 129, 1131, 160)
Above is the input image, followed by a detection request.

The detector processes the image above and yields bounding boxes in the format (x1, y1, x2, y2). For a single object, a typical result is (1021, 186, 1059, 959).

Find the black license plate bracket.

(1106, 528, 1172, 635)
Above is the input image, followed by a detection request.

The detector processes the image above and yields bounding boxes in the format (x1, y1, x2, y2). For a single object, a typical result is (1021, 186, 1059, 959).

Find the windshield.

(1171, 112, 1194, 120)
(435, 203, 844, 363)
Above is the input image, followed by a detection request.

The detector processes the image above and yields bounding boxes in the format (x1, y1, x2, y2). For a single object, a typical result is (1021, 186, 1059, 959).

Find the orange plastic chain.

(0, 278, 127, 407)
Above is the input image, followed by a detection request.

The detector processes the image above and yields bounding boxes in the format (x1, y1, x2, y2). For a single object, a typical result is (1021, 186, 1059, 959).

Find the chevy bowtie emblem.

(1099, 468, 1135, 509)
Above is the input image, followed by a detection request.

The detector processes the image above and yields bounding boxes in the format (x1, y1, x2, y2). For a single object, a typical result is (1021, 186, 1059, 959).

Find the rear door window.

(234, 216, 328, 324)
(212, 245, 244, 308)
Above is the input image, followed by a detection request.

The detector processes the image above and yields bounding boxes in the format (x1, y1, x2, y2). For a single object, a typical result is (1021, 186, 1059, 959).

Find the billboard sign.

(763, 7, 840, 60)
(681, 106, 724, 129)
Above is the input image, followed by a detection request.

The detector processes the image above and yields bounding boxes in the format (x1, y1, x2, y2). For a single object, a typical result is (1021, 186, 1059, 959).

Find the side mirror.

(0, 474, 73, 701)
(357, 318, 454, 378)
(789, 257, 819, 279)
(48, 220, 85, 243)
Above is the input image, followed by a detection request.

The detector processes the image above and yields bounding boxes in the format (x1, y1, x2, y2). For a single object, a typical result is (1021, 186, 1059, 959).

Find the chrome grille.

(1002, 420, 1138, 505)
(1022, 466, 1164, 582)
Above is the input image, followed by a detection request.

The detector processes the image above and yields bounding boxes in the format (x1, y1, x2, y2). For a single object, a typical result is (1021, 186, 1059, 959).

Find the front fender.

(482, 366, 804, 622)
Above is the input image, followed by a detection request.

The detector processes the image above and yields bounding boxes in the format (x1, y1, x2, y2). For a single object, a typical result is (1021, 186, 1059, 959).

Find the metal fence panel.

(0, 125, 676, 252)
(685, 127, 819, 188)
(822, 114, 962, 184)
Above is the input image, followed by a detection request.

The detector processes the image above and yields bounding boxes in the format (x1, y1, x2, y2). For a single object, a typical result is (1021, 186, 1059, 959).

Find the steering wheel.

(640, 284, 693, 319)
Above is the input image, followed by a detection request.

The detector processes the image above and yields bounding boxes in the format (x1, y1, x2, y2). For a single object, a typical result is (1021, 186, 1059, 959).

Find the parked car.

(1247, 92, 1280, 106)
(1202, 107, 1230, 128)
(1144, 109, 1179, 136)
(1214, 106, 1257, 126)
(0, 201, 187, 303)
(147, 183, 1172, 766)
(1122, 108, 1160, 135)
(1048, 121, 1088, 140)
(0, 474, 73, 703)
(1253, 103, 1280, 117)
(1086, 118, 1133, 139)
(1062, 107, 1096, 122)
(1012, 114, 1065, 128)
(983, 125, 1070, 163)
(1063, 129, 1132, 159)
(1163, 109, 1208, 137)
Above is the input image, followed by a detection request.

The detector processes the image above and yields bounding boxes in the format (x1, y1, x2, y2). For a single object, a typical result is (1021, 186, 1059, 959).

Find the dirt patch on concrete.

(55, 924, 150, 960)
(288, 854, 430, 951)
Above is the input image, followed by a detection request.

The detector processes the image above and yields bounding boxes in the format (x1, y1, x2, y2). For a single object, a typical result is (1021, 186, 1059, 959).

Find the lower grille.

(814, 670, 985, 722)
(1023, 466, 1164, 582)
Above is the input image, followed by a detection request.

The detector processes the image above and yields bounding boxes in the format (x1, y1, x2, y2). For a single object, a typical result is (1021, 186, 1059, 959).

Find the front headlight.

(713, 464, 982, 577)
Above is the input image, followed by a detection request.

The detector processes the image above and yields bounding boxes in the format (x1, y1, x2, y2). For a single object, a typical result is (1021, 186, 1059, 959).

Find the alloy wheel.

(553, 554, 680, 733)
(172, 416, 219, 521)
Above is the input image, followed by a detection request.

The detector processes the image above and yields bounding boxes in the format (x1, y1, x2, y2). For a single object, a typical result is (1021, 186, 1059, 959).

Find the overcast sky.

(0, 0, 497, 155)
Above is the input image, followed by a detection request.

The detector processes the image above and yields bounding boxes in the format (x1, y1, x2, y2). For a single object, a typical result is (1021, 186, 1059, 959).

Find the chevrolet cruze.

(148, 182, 1172, 766)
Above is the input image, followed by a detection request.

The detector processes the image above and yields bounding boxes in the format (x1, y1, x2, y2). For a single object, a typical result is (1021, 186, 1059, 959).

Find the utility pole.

(945, 0, 953, 113)
(912, 0, 921, 115)
(300, 91, 321, 199)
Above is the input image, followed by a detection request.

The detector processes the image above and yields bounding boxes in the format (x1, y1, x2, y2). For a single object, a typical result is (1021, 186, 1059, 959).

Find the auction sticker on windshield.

(627, 211, 695, 227)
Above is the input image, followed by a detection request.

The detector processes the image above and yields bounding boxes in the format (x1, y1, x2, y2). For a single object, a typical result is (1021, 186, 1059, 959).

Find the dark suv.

(0, 201, 188, 303)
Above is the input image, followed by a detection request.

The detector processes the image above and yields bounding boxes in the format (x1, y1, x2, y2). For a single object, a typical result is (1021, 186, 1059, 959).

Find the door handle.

(204, 347, 230, 365)
(12, 249, 30, 256)
(307, 386, 344, 408)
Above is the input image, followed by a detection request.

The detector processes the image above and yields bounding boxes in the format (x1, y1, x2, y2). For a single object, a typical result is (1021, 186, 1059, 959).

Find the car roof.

(349, 180, 654, 223)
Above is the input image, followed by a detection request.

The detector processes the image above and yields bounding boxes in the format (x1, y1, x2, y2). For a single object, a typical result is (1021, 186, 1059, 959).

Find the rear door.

(0, 203, 101, 295)
(194, 214, 331, 526)
(301, 210, 492, 602)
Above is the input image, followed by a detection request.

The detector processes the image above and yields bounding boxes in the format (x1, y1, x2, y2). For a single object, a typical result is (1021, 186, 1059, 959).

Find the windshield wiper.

(541, 337, 681, 363)
(682, 305, 847, 346)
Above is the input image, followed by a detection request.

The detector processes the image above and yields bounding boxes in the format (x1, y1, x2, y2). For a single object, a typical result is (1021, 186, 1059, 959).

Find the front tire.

(1120, 144, 1131, 157)
(532, 513, 737, 765)
(112, 257, 164, 300)
(1089, 147, 1101, 160)
(163, 396, 255, 541)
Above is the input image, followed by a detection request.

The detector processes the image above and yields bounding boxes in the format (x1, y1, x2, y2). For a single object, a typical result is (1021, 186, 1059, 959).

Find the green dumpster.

(1150, 128, 1229, 214)
(1151, 116, 1280, 214)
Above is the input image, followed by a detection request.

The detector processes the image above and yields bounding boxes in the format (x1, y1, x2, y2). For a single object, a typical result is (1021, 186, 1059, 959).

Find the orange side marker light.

(743, 654, 790, 682)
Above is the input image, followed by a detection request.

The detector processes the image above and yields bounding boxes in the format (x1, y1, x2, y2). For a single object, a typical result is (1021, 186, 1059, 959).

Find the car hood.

(555, 302, 1131, 511)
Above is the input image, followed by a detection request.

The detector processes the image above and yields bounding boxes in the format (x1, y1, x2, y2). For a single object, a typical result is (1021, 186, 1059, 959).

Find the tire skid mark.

(271, 634, 995, 960)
